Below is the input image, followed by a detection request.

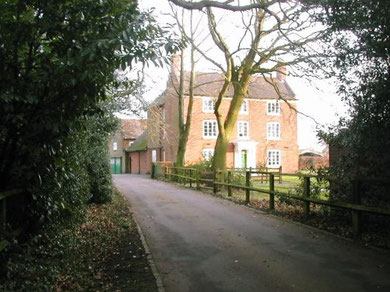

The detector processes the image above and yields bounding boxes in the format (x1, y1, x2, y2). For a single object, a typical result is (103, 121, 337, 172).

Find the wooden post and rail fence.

(153, 163, 390, 238)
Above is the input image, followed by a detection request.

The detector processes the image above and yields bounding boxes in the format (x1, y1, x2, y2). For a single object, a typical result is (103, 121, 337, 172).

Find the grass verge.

(0, 190, 157, 291)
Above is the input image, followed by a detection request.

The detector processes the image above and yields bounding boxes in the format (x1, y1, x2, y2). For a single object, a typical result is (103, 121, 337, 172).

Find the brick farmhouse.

(128, 56, 299, 174)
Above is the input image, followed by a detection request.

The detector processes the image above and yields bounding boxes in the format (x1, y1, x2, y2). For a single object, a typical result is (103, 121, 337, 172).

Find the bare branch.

(168, 0, 278, 12)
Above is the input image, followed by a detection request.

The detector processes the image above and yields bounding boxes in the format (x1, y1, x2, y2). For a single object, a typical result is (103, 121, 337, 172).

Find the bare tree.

(170, 0, 326, 170)
(169, 5, 207, 167)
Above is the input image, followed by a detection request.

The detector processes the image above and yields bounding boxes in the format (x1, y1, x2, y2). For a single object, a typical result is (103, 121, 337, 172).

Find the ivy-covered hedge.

(0, 0, 180, 232)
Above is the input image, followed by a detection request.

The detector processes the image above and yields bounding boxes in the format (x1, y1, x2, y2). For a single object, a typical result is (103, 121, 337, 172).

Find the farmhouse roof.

(126, 130, 148, 152)
(180, 72, 295, 99)
(120, 119, 146, 140)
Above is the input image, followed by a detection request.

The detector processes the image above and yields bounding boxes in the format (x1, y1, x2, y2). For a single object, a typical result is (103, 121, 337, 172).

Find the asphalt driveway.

(114, 174, 390, 292)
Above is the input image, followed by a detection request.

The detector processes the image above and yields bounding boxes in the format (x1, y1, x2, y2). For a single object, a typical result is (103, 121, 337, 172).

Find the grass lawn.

(216, 174, 330, 202)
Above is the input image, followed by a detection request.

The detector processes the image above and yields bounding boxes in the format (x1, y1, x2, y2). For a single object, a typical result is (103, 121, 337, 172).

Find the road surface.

(114, 174, 390, 292)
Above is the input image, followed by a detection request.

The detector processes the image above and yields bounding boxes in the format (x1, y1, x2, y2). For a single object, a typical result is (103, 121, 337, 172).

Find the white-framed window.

(267, 150, 281, 168)
(202, 148, 214, 160)
(237, 121, 249, 139)
(267, 100, 280, 115)
(113, 142, 118, 151)
(129, 141, 134, 146)
(202, 97, 215, 113)
(203, 120, 218, 138)
(152, 149, 157, 162)
(239, 99, 249, 114)
(267, 122, 281, 140)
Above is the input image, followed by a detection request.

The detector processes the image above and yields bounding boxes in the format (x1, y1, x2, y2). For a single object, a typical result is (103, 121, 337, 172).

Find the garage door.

(110, 157, 122, 174)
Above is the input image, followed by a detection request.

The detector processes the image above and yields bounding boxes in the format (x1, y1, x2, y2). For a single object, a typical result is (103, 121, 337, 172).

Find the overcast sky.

(132, 0, 348, 152)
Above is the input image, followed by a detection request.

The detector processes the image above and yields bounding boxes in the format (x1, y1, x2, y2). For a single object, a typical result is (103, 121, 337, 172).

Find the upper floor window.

(202, 148, 214, 160)
(239, 99, 249, 114)
(203, 97, 215, 113)
(203, 120, 218, 138)
(267, 122, 281, 140)
(237, 121, 249, 139)
(267, 150, 281, 168)
(113, 142, 118, 151)
(267, 100, 280, 115)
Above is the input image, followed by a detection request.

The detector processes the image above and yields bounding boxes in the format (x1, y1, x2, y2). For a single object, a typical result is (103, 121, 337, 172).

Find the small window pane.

(240, 100, 249, 114)
(267, 150, 281, 167)
(203, 120, 218, 138)
(267, 101, 280, 115)
(203, 98, 215, 113)
(238, 121, 249, 139)
(267, 122, 281, 139)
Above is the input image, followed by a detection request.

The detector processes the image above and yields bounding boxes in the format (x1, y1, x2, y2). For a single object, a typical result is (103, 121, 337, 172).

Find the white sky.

(130, 0, 348, 152)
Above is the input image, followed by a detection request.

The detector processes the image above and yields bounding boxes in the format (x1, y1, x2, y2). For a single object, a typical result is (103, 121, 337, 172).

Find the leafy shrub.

(278, 168, 330, 207)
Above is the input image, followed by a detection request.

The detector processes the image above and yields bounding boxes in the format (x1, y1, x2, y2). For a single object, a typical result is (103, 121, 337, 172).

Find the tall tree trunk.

(176, 36, 195, 167)
(212, 74, 251, 171)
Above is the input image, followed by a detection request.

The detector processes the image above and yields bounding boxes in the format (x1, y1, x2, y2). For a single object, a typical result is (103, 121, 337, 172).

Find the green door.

(110, 157, 122, 174)
(241, 150, 247, 169)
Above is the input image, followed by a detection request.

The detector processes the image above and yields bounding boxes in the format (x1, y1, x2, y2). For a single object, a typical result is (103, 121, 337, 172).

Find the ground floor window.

(267, 150, 281, 168)
(202, 148, 214, 160)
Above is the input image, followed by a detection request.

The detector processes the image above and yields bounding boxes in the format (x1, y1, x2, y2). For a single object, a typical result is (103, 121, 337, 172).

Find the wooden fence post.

(0, 199, 6, 235)
(303, 176, 311, 220)
(151, 163, 155, 179)
(213, 170, 219, 194)
(189, 169, 193, 188)
(196, 169, 200, 190)
(245, 171, 251, 204)
(352, 180, 362, 238)
(279, 166, 282, 183)
(269, 174, 275, 210)
(227, 171, 232, 197)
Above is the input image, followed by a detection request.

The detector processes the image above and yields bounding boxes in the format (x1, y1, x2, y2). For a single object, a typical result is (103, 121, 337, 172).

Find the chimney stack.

(276, 65, 287, 81)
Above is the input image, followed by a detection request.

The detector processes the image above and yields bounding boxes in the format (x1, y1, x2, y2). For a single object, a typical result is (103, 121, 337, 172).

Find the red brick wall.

(130, 151, 149, 174)
(146, 69, 299, 173)
(181, 97, 299, 173)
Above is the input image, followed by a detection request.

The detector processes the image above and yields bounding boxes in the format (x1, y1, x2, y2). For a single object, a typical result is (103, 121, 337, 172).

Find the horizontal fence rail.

(153, 164, 390, 238)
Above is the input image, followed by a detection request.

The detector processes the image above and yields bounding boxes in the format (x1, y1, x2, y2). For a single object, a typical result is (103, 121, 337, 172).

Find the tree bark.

(176, 30, 196, 167)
